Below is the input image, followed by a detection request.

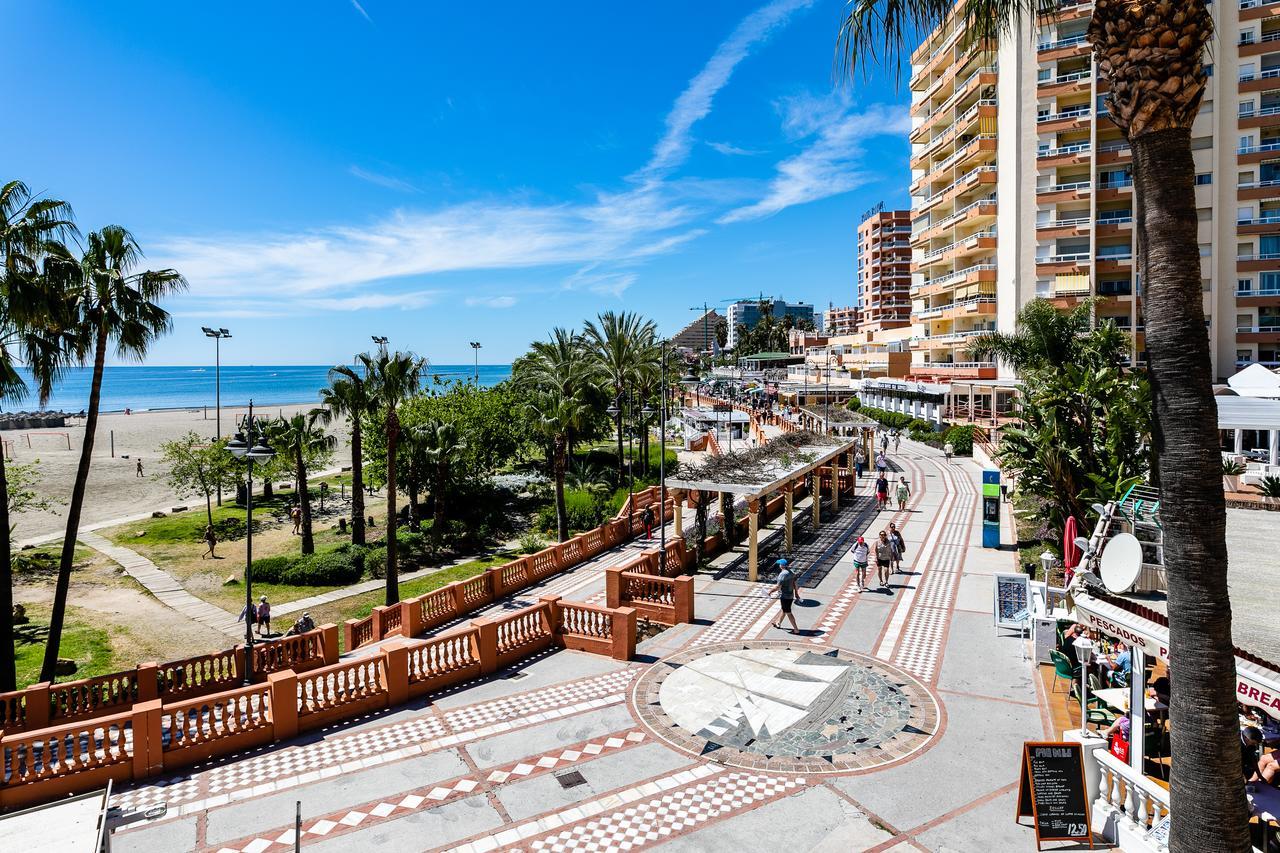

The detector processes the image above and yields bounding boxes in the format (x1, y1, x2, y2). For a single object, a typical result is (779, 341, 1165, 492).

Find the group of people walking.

(849, 523, 907, 593)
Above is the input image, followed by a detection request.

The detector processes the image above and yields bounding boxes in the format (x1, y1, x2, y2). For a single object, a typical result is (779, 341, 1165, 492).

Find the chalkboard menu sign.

(993, 572, 1031, 631)
(1016, 741, 1093, 849)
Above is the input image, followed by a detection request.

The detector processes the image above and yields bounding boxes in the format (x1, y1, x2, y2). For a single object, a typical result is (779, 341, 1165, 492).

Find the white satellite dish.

(1100, 532, 1143, 593)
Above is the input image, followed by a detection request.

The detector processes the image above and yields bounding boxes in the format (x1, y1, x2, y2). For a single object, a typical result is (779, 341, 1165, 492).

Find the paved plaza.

(110, 441, 1046, 852)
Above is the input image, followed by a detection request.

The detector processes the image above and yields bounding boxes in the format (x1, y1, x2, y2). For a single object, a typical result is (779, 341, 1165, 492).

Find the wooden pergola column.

(831, 462, 839, 512)
(784, 485, 794, 551)
(747, 498, 761, 582)
(672, 488, 684, 536)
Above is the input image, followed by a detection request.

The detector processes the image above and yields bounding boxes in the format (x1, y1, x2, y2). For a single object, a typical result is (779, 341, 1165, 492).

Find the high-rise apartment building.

(909, 0, 1275, 382)
(857, 209, 915, 333)
(908, 17, 999, 381)
(725, 298, 815, 350)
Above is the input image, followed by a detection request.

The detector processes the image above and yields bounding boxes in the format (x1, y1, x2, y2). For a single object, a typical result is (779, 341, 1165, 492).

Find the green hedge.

(537, 487, 608, 534)
(250, 547, 365, 586)
(944, 424, 976, 456)
(858, 406, 915, 430)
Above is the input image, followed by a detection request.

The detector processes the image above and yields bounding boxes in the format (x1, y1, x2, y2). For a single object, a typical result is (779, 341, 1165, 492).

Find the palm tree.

(41, 225, 186, 684)
(267, 410, 336, 555)
(362, 350, 425, 605)
(320, 365, 371, 545)
(0, 181, 77, 692)
(969, 299, 1095, 372)
(516, 328, 595, 541)
(416, 419, 466, 536)
(631, 328, 661, 477)
(584, 311, 655, 481)
(839, 3, 1244, 848)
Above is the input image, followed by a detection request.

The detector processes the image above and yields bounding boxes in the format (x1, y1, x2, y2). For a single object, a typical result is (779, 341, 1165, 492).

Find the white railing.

(1098, 139, 1132, 153)
(920, 230, 997, 262)
(1238, 178, 1280, 189)
(1237, 325, 1280, 332)
(916, 296, 998, 319)
(1041, 69, 1092, 86)
(1098, 251, 1134, 262)
(1099, 214, 1135, 225)
(932, 194, 998, 232)
(919, 360, 996, 371)
(1239, 68, 1280, 83)
(1040, 142, 1092, 157)
(1038, 217, 1092, 228)
(1101, 178, 1135, 189)
(1038, 180, 1092, 193)
(919, 262, 998, 289)
(1038, 34, 1088, 51)
(1237, 286, 1280, 295)
(1091, 747, 1171, 852)
(1239, 141, 1280, 154)
(1041, 253, 1092, 263)
(1038, 107, 1091, 123)
(1237, 251, 1280, 260)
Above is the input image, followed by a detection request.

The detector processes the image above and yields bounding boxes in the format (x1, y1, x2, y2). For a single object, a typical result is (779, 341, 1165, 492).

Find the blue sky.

(3, 0, 911, 365)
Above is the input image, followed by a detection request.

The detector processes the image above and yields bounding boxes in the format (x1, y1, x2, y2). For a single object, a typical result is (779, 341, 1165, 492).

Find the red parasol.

(1063, 516, 1081, 578)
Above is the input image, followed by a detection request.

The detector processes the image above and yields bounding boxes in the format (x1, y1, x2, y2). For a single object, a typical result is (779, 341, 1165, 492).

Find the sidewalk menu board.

(993, 572, 1031, 631)
(1016, 741, 1093, 849)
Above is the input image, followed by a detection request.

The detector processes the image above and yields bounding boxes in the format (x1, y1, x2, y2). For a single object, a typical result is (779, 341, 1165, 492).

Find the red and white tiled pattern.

(209, 730, 651, 853)
(514, 769, 805, 852)
(686, 586, 774, 647)
(110, 669, 636, 819)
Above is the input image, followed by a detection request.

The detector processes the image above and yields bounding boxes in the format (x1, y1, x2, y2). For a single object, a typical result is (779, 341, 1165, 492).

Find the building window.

(1195, 173, 1212, 185)
(1199, 243, 1212, 257)
(1240, 278, 1254, 294)
(1242, 100, 1257, 116)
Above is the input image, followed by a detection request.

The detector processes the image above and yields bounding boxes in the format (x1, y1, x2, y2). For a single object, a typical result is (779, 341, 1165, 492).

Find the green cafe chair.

(1050, 650, 1078, 693)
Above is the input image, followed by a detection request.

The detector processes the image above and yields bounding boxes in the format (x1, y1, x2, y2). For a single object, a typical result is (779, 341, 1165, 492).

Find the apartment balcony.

(919, 230, 998, 267)
(917, 164, 998, 215)
(1238, 139, 1280, 164)
(912, 361, 998, 380)
(1237, 31, 1280, 57)
(1096, 179, 1134, 202)
(1037, 33, 1090, 61)
(1239, 104, 1280, 130)
(1035, 216, 1090, 239)
(1036, 252, 1091, 275)
(1241, 0, 1280, 21)
(911, 133, 997, 188)
(1236, 324, 1280, 343)
(1237, 213, 1280, 234)
(913, 263, 998, 297)
(912, 195, 998, 245)
(1237, 286, 1280, 306)
(1238, 67, 1280, 93)
(1096, 139, 1132, 165)
(1036, 106, 1092, 133)
(1236, 251, 1280, 271)
(1054, 0, 1096, 21)
(1094, 215, 1133, 237)
(1035, 179, 1092, 203)
(1038, 69, 1092, 98)
(1096, 253, 1134, 274)
(909, 24, 966, 87)
(915, 296, 997, 321)
(1238, 178, 1280, 201)
(1037, 141, 1092, 168)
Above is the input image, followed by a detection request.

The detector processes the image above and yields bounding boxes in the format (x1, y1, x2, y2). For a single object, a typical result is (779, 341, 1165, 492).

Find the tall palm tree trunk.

(433, 461, 447, 532)
(41, 325, 107, 683)
(0, 453, 16, 692)
(1134, 127, 1250, 852)
(384, 411, 400, 605)
(553, 436, 569, 542)
(297, 451, 314, 555)
(350, 418, 366, 546)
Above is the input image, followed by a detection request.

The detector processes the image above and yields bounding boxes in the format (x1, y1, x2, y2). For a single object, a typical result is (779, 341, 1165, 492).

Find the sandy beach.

(12, 403, 351, 544)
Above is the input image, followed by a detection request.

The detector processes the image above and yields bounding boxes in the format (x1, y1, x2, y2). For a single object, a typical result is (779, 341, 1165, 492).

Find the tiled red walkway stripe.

(207, 729, 651, 853)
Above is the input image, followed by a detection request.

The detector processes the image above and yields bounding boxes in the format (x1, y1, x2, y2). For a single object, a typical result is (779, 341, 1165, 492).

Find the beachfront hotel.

(909, 0, 1280, 381)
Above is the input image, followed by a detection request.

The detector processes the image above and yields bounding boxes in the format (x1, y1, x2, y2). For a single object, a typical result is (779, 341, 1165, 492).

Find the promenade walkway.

(106, 441, 1044, 853)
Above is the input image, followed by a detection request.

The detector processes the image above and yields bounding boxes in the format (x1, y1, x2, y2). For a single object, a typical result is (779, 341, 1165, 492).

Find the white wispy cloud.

(349, 166, 419, 193)
(707, 141, 761, 156)
(562, 268, 638, 298)
(350, 0, 373, 23)
(719, 97, 909, 224)
(304, 289, 441, 311)
(634, 0, 814, 181)
(465, 295, 518, 308)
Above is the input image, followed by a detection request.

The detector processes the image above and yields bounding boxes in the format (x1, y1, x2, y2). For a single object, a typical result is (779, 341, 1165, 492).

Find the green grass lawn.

(14, 605, 115, 688)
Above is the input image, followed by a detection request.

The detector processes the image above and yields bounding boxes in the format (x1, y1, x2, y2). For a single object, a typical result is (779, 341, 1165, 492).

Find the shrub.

(1260, 475, 1280, 498)
(519, 530, 547, 553)
(845, 398, 862, 412)
(365, 545, 388, 579)
(858, 406, 915, 430)
(943, 424, 976, 456)
(1222, 457, 1247, 476)
(282, 550, 363, 586)
(396, 529, 426, 558)
(909, 427, 935, 444)
(908, 418, 933, 433)
(537, 487, 606, 534)
(249, 555, 293, 584)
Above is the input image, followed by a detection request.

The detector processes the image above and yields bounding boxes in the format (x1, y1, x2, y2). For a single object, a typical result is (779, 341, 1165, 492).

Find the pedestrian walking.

(850, 536, 870, 592)
(854, 449, 866, 479)
(896, 476, 911, 512)
(875, 451, 887, 474)
(770, 558, 800, 634)
(642, 506, 655, 540)
(290, 505, 302, 535)
(880, 432, 889, 453)
(893, 431, 901, 453)
(202, 524, 218, 560)
(256, 595, 271, 636)
(943, 441, 954, 462)
(875, 530, 894, 590)
(135, 459, 144, 478)
(875, 473, 890, 510)
(888, 522, 906, 574)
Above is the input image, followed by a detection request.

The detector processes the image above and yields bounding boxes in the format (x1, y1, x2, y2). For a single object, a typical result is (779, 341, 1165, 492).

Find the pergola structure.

(666, 433, 860, 582)
(796, 405, 877, 439)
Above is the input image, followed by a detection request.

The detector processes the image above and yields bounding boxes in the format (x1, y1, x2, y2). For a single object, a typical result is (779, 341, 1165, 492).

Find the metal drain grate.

(499, 670, 528, 681)
(554, 770, 587, 789)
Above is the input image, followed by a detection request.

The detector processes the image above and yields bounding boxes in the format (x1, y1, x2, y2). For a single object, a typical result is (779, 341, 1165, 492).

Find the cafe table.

(1250, 782, 1280, 849)
(1092, 687, 1167, 714)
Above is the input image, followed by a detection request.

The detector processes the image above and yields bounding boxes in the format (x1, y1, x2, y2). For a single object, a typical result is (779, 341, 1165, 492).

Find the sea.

(9, 364, 513, 414)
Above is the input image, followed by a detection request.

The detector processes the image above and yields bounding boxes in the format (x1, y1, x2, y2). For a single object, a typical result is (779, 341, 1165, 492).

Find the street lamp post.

(202, 327, 232, 504)
(825, 348, 831, 433)
(372, 335, 389, 355)
(469, 341, 481, 383)
(226, 401, 276, 685)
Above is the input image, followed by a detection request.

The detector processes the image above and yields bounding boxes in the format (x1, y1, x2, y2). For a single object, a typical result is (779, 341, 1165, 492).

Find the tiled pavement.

(111, 442, 1047, 852)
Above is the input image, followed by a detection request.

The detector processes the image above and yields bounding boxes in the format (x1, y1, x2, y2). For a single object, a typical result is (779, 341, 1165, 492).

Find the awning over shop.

(1073, 590, 1280, 715)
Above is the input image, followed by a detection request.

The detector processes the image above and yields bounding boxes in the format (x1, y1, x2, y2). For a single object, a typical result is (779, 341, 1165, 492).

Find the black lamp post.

(226, 400, 276, 684)
(202, 327, 231, 505)
(470, 341, 481, 383)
